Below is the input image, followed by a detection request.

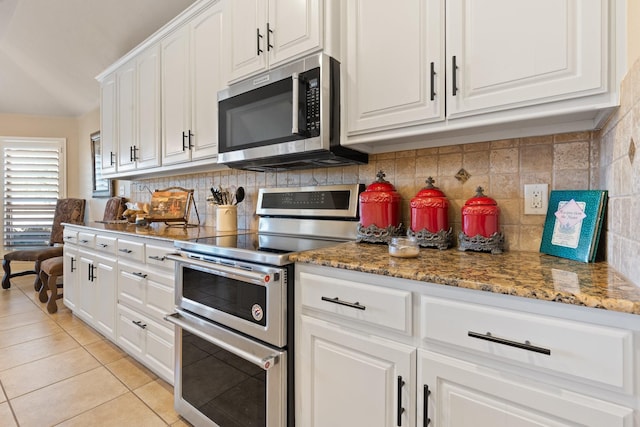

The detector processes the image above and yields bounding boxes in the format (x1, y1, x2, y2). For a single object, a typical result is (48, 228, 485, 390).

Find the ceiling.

(0, 0, 196, 117)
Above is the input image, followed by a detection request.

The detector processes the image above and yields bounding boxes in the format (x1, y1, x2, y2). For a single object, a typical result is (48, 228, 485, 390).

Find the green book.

(539, 190, 608, 263)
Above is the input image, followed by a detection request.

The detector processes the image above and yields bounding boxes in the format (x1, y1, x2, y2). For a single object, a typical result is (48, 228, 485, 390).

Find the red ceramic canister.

(410, 177, 449, 233)
(461, 187, 500, 238)
(359, 170, 401, 229)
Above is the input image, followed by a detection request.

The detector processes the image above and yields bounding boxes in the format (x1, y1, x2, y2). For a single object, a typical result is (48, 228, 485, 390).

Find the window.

(1, 137, 66, 250)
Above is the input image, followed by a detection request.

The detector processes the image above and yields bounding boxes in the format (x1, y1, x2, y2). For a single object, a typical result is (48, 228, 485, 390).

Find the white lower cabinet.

(418, 350, 633, 427)
(76, 249, 117, 340)
(298, 315, 415, 427)
(117, 303, 174, 383)
(295, 263, 638, 427)
(63, 225, 176, 384)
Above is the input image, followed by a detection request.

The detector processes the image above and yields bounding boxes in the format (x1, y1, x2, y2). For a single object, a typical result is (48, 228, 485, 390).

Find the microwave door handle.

(291, 72, 300, 135)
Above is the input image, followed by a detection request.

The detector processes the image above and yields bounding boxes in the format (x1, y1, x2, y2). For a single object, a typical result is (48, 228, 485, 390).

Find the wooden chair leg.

(46, 273, 59, 314)
(2, 259, 11, 289)
(38, 270, 49, 303)
(33, 260, 42, 292)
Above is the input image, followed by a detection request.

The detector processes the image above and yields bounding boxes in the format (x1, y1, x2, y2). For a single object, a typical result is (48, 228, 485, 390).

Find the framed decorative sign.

(148, 187, 199, 227)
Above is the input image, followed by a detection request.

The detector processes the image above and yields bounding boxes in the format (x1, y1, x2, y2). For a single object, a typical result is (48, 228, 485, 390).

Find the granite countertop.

(65, 222, 240, 243)
(290, 242, 640, 315)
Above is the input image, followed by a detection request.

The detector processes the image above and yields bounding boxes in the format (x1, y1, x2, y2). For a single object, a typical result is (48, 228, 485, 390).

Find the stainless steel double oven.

(165, 184, 363, 427)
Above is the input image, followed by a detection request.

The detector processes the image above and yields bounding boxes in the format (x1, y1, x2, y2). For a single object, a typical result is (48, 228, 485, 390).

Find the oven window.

(182, 267, 267, 326)
(182, 330, 266, 427)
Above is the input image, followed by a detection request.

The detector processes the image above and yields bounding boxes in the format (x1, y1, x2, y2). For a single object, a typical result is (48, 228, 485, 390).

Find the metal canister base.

(408, 228, 453, 250)
(457, 231, 504, 254)
(357, 223, 405, 244)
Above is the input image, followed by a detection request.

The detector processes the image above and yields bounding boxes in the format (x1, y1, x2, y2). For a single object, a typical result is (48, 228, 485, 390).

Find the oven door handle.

(167, 254, 275, 286)
(165, 310, 281, 371)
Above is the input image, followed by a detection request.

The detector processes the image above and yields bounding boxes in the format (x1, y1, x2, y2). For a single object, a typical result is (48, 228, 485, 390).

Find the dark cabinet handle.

(98, 243, 108, 248)
(267, 23, 273, 51)
(397, 376, 405, 426)
(148, 255, 166, 261)
(110, 151, 116, 166)
(452, 56, 458, 96)
(88, 264, 96, 282)
(423, 385, 431, 426)
(131, 272, 148, 279)
(129, 145, 134, 162)
(430, 62, 436, 101)
(132, 320, 147, 329)
(257, 28, 263, 55)
(182, 131, 188, 151)
(188, 130, 194, 149)
(70, 258, 76, 273)
(79, 239, 89, 244)
(321, 296, 366, 310)
(468, 331, 551, 355)
(118, 249, 133, 254)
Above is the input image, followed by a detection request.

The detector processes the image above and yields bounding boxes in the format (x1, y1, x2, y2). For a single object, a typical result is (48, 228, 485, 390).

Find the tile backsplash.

(130, 131, 598, 254)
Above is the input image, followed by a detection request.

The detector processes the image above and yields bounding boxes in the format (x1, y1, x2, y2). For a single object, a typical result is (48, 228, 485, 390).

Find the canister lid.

(464, 186, 497, 206)
(363, 170, 397, 193)
(414, 177, 446, 198)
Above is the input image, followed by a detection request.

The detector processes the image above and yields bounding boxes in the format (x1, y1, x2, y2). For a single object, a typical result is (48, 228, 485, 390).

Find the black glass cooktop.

(174, 232, 343, 266)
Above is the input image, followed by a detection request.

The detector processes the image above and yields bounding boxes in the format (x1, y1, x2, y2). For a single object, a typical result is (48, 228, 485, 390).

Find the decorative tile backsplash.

(130, 131, 597, 254)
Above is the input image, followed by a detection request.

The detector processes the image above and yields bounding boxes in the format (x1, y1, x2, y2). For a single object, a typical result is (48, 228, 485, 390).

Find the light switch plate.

(524, 184, 548, 215)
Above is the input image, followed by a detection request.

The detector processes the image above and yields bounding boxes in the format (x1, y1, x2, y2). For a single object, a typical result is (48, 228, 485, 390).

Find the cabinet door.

(94, 256, 116, 340)
(99, 73, 117, 175)
(62, 246, 79, 311)
(227, 0, 267, 82)
(418, 350, 633, 427)
(267, 0, 321, 68)
(297, 315, 415, 427)
(446, 0, 606, 118)
(190, 2, 227, 161)
(135, 45, 161, 170)
(346, 0, 443, 135)
(76, 254, 95, 324)
(116, 60, 137, 172)
(161, 27, 192, 165)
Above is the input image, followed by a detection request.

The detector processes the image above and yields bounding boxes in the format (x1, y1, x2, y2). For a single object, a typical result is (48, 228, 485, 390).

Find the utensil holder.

(216, 205, 237, 231)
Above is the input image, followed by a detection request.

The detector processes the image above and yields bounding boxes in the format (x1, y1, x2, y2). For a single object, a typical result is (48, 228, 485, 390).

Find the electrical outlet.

(524, 184, 548, 215)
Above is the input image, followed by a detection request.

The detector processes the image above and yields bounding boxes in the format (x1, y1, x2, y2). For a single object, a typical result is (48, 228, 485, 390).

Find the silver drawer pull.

(131, 272, 147, 279)
(148, 255, 166, 261)
(321, 296, 366, 311)
(467, 331, 551, 355)
(118, 248, 133, 253)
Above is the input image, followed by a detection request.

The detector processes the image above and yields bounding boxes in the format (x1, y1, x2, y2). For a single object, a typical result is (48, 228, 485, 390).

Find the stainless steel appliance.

(165, 184, 363, 427)
(217, 53, 367, 171)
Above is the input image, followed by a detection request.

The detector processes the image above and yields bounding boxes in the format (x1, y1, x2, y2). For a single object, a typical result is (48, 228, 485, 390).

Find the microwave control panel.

(302, 67, 321, 137)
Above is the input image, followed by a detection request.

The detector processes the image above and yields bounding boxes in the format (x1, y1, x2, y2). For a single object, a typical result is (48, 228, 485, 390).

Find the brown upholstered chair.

(102, 197, 126, 221)
(2, 198, 85, 291)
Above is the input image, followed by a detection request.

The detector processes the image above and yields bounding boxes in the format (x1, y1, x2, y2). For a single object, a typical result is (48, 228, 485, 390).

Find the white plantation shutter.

(2, 138, 66, 250)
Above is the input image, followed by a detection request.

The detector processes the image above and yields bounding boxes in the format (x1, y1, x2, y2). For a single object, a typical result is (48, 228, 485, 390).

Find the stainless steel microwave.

(218, 53, 367, 171)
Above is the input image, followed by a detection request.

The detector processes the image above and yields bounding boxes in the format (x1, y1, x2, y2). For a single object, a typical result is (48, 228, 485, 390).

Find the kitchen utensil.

(234, 187, 245, 205)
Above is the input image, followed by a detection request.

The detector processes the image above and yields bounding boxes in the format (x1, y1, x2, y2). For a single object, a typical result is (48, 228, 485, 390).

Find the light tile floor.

(0, 262, 192, 426)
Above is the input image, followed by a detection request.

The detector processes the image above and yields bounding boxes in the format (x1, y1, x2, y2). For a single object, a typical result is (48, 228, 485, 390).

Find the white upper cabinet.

(115, 45, 162, 174)
(446, 0, 606, 118)
(346, 0, 444, 134)
(99, 73, 117, 175)
(162, 1, 226, 166)
(345, 0, 619, 147)
(227, 0, 322, 82)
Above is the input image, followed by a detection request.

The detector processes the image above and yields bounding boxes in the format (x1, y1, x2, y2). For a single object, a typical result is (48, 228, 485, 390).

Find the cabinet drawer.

(421, 296, 633, 390)
(299, 271, 412, 335)
(95, 235, 117, 255)
(145, 244, 175, 270)
(77, 232, 95, 248)
(62, 229, 78, 244)
(117, 239, 145, 263)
